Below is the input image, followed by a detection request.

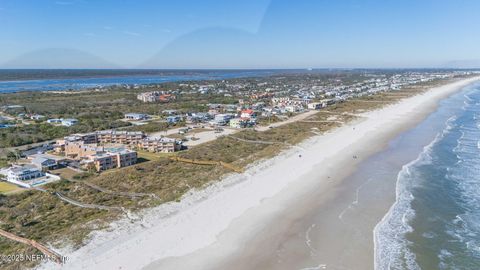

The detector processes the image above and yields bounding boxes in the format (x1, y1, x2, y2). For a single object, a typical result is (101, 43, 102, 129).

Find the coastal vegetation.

(0, 77, 458, 270)
(0, 82, 237, 150)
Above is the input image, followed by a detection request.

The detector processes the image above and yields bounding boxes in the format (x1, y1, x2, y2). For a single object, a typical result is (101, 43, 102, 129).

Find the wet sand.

(42, 77, 480, 270)
(142, 78, 479, 270)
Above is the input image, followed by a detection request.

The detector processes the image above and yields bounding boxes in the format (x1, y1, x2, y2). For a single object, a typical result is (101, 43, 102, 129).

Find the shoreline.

(40, 77, 480, 270)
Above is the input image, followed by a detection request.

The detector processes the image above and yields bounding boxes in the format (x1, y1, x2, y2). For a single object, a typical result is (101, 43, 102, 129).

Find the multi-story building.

(84, 148, 137, 172)
(137, 91, 175, 103)
(137, 137, 179, 153)
(61, 140, 138, 172)
(55, 126, 181, 160)
(66, 133, 98, 144)
(64, 141, 104, 159)
(56, 131, 145, 153)
(55, 133, 98, 153)
(95, 130, 145, 145)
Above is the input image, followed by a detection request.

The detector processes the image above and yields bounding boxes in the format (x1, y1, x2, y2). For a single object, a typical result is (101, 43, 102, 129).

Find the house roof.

(31, 157, 56, 166)
(241, 109, 254, 114)
(8, 164, 41, 174)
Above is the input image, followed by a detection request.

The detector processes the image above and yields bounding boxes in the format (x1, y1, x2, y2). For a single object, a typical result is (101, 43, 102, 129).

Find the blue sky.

(1, 0, 479, 68)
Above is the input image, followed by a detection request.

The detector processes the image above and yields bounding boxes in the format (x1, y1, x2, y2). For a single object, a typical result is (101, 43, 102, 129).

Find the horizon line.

(0, 67, 479, 71)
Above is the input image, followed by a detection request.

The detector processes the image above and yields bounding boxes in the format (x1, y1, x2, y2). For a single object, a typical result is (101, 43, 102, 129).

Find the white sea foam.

(299, 263, 327, 270)
(421, 231, 436, 239)
(338, 177, 373, 221)
(305, 223, 317, 257)
(374, 127, 449, 269)
(442, 93, 480, 263)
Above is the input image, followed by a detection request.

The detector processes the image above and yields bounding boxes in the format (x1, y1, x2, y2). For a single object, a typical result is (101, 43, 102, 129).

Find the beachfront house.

(124, 113, 150, 121)
(212, 113, 234, 126)
(31, 156, 57, 170)
(48, 118, 79, 126)
(162, 110, 178, 115)
(61, 118, 79, 127)
(166, 115, 183, 124)
(320, 99, 336, 107)
(0, 164, 60, 188)
(307, 102, 323, 110)
(285, 105, 302, 113)
(1, 165, 44, 182)
(0, 124, 15, 129)
(186, 112, 211, 123)
(47, 118, 62, 124)
(30, 114, 46, 120)
(240, 109, 256, 119)
(229, 118, 248, 128)
(208, 109, 219, 116)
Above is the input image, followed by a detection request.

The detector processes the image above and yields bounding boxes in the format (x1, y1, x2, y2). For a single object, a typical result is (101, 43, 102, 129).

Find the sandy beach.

(39, 77, 479, 270)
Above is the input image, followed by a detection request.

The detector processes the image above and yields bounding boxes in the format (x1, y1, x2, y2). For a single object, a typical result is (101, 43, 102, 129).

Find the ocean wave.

(438, 249, 453, 270)
(442, 104, 480, 265)
(374, 133, 444, 270)
(421, 231, 437, 239)
(443, 115, 458, 134)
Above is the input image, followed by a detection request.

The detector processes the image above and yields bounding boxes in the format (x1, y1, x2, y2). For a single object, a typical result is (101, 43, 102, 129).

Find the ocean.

(168, 80, 480, 270)
(375, 82, 480, 269)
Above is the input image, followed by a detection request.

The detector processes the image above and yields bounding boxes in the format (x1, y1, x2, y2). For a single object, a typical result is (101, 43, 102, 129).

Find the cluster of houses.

(0, 115, 15, 129)
(2, 71, 475, 190)
(54, 130, 181, 172)
(125, 96, 331, 129)
(186, 106, 257, 128)
(46, 118, 79, 127)
(0, 153, 64, 188)
(137, 91, 176, 103)
(0, 106, 81, 127)
(0, 129, 182, 188)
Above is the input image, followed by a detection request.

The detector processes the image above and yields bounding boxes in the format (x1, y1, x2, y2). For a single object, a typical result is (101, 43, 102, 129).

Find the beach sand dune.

(40, 77, 479, 270)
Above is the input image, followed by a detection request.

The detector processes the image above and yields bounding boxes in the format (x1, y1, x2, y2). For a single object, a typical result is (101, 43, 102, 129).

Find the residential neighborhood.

(0, 70, 477, 191)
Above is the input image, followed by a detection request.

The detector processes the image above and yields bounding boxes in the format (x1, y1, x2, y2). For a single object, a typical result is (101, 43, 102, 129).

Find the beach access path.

(39, 77, 480, 270)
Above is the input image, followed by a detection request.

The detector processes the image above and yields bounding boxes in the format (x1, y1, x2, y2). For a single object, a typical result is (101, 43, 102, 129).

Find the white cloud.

(55, 1, 74, 5)
(55, 0, 87, 6)
(123, 31, 141, 36)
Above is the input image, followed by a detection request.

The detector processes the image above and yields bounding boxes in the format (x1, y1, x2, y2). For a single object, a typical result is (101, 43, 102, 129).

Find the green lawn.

(0, 181, 23, 194)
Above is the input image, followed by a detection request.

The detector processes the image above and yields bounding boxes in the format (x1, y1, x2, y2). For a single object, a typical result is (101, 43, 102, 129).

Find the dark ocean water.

(0, 69, 279, 93)
(375, 82, 480, 269)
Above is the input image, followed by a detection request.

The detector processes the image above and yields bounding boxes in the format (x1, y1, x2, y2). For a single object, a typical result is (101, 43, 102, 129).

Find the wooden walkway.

(170, 156, 244, 173)
(67, 179, 158, 199)
(0, 229, 64, 264)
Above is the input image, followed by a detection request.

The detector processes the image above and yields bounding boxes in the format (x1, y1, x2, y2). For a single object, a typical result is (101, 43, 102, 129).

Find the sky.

(0, 0, 480, 69)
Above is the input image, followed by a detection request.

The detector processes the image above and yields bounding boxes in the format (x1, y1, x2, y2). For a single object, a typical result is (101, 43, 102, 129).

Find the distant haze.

(1, 0, 480, 69)
(3, 48, 120, 69)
